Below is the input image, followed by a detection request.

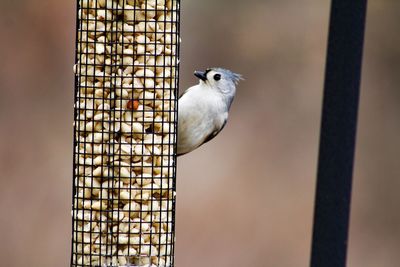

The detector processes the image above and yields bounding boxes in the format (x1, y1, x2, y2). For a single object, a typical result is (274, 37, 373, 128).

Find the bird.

(177, 67, 242, 156)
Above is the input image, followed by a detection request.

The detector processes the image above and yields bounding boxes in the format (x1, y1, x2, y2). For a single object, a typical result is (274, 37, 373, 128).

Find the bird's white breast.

(177, 85, 228, 155)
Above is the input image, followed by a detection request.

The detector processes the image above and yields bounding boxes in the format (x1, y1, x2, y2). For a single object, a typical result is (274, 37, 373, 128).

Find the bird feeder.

(71, 0, 180, 266)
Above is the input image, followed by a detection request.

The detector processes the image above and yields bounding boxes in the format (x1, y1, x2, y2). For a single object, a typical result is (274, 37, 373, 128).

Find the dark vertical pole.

(310, 1, 367, 267)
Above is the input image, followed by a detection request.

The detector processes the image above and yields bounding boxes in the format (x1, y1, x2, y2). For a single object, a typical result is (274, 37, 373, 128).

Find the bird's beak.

(194, 70, 207, 81)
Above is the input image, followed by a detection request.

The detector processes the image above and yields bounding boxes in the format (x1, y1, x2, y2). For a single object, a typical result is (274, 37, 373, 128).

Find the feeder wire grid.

(71, 0, 180, 266)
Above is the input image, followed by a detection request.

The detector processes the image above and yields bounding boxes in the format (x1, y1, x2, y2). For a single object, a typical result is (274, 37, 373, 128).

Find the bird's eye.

(213, 74, 221, 81)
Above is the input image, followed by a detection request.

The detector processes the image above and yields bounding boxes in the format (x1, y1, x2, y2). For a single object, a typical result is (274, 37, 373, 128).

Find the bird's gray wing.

(202, 119, 227, 144)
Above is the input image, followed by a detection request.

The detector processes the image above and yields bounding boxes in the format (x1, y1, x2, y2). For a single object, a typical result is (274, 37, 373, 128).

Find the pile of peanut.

(72, 0, 179, 266)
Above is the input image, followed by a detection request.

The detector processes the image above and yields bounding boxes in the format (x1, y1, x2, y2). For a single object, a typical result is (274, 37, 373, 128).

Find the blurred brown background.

(0, 0, 399, 266)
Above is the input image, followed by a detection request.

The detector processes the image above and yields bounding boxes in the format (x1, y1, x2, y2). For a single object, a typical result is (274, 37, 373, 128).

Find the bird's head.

(194, 68, 242, 97)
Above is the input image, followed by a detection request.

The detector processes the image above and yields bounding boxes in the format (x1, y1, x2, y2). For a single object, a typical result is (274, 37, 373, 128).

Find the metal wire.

(71, 1, 180, 266)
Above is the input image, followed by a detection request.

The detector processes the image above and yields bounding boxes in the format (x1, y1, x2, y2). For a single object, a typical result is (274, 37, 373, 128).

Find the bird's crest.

(213, 68, 243, 85)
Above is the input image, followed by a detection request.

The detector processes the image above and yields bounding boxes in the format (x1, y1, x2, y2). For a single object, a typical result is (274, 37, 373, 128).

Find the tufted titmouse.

(177, 68, 242, 156)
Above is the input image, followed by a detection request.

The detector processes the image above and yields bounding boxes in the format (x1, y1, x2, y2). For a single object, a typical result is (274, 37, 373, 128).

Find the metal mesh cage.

(71, 0, 180, 266)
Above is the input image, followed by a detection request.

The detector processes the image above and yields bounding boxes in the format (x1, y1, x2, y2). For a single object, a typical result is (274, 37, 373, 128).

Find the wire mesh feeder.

(71, 0, 180, 266)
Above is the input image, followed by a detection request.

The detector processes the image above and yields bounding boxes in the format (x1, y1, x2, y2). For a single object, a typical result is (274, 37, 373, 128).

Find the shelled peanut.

(72, 0, 179, 266)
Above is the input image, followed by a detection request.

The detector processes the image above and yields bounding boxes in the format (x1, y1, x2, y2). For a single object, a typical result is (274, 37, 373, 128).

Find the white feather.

(177, 68, 240, 155)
